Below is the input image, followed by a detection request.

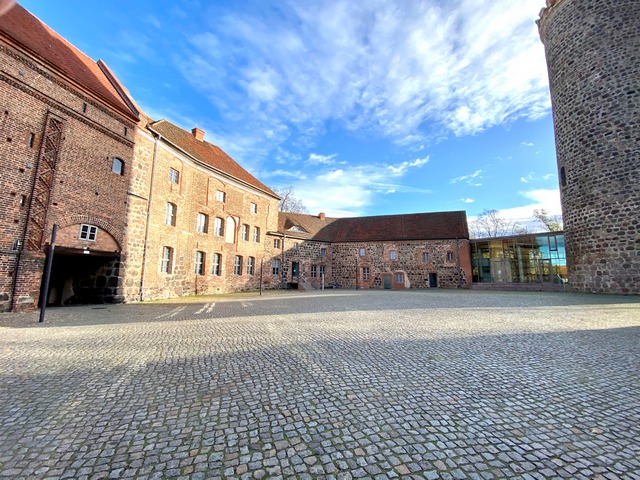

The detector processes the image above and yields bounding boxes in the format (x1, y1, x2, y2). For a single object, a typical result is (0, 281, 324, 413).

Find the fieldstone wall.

(538, 0, 640, 294)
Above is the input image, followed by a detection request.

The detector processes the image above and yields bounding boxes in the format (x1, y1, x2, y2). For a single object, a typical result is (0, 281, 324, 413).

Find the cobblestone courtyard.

(1, 290, 639, 479)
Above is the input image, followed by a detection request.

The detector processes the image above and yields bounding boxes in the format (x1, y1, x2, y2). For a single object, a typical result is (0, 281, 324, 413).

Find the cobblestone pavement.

(1, 290, 639, 480)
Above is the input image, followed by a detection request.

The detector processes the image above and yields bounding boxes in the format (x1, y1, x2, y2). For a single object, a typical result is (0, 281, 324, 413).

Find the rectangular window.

(214, 217, 224, 236)
(422, 252, 429, 263)
(389, 249, 396, 260)
(359, 247, 366, 256)
(112, 158, 124, 175)
(294, 242, 299, 250)
(212, 253, 222, 276)
(169, 168, 180, 184)
(161, 246, 173, 274)
(165, 203, 177, 226)
(241, 224, 249, 241)
(320, 265, 325, 277)
(363, 267, 370, 281)
(216, 190, 226, 202)
(253, 226, 260, 243)
(79, 224, 97, 241)
(197, 213, 209, 233)
(27, 133, 35, 148)
(320, 247, 327, 257)
(247, 256, 255, 276)
(194, 251, 205, 275)
(447, 252, 454, 261)
(311, 265, 317, 278)
(549, 236, 558, 251)
(395, 273, 403, 283)
(274, 239, 281, 249)
(272, 259, 281, 275)
(250, 202, 258, 213)
(234, 255, 243, 275)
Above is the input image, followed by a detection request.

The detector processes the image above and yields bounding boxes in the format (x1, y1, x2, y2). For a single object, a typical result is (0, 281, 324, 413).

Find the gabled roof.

(149, 120, 278, 198)
(278, 211, 469, 242)
(0, 4, 138, 120)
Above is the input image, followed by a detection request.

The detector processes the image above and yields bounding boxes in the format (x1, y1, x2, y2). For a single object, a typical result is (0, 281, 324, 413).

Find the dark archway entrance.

(42, 248, 123, 306)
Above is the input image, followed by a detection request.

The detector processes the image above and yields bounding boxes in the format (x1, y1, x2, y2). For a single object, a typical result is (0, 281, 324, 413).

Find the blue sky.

(19, 0, 560, 227)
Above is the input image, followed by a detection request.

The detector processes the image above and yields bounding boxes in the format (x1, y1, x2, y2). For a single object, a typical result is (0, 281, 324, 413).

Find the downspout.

(138, 132, 161, 301)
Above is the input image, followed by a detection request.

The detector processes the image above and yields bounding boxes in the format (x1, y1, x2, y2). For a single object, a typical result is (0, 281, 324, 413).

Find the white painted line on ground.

(168, 306, 186, 317)
(206, 303, 215, 313)
(195, 303, 210, 315)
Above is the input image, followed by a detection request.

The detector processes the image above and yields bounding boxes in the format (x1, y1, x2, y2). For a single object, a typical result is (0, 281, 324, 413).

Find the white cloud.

(262, 169, 307, 180)
(450, 169, 483, 185)
(307, 153, 337, 165)
(520, 172, 556, 183)
(461, 198, 475, 204)
(387, 156, 429, 176)
(521, 141, 534, 147)
(174, 0, 550, 155)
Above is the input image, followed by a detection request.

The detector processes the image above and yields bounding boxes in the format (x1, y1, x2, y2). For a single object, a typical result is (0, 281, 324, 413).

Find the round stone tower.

(538, 0, 640, 294)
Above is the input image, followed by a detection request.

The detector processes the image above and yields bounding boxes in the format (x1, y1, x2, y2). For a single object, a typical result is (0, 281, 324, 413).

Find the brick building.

(272, 211, 472, 290)
(0, 4, 139, 311)
(538, 0, 640, 294)
(122, 119, 280, 301)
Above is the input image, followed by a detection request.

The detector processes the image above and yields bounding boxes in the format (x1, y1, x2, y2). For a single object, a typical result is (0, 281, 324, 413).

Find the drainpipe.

(138, 132, 161, 301)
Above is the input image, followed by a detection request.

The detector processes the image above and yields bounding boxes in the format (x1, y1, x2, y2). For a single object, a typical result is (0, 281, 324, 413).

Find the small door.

(429, 273, 438, 288)
(383, 274, 392, 289)
(291, 262, 299, 281)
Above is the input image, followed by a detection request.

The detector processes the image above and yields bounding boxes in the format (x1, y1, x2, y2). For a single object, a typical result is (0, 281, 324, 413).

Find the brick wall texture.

(539, 0, 640, 294)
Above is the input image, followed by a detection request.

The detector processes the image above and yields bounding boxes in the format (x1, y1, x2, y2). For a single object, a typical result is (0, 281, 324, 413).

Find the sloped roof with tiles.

(278, 211, 469, 242)
(0, 4, 138, 119)
(149, 119, 279, 198)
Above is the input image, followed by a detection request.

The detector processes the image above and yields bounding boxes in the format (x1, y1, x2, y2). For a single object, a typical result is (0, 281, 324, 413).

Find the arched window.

(112, 157, 124, 175)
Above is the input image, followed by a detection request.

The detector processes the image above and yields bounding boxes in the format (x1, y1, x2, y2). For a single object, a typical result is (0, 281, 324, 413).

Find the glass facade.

(471, 233, 567, 284)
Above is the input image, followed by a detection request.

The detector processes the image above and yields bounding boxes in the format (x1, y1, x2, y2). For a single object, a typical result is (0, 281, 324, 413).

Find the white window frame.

(169, 167, 180, 184)
(274, 239, 281, 249)
(165, 203, 177, 226)
(234, 255, 243, 275)
(194, 251, 205, 275)
(359, 247, 366, 256)
(272, 258, 281, 275)
(253, 226, 260, 243)
(247, 256, 255, 276)
(79, 224, 97, 241)
(241, 224, 249, 241)
(161, 246, 173, 274)
(363, 267, 370, 281)
(216, 190, 226, 202)
(395, 273, 403, 283)
(212, 253, 221, 276)
(197, 213, 209, 233)
(250, 202, 258, 213)
(214, 217, 224, 236)
(422, 252, 429, 263)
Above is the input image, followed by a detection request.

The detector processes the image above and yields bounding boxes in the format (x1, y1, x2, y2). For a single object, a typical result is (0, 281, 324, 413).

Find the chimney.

(192, 127, 205, 141)
(318, 212, 326, 219)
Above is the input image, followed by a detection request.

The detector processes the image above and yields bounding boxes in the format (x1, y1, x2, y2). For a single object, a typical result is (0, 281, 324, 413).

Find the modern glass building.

(470, 232, 566, 284)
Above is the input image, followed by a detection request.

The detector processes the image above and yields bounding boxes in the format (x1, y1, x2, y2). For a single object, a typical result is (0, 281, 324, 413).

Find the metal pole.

(39, 224, 57, 323)
(355, 255, 358, 290)
(259, 259, 263, 296)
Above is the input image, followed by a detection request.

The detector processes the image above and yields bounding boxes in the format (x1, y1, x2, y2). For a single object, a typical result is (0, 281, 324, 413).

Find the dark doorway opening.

(383, 274, 392, 289)
(429, 273, 438, 288)
(41, 248, 122, 306)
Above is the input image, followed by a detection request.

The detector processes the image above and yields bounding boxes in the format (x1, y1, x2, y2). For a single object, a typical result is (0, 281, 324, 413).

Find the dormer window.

(289, 225, 307, 233)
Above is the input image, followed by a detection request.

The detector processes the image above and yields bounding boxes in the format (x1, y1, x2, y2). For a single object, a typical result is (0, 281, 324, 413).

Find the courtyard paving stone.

(0, 290, 638, 479)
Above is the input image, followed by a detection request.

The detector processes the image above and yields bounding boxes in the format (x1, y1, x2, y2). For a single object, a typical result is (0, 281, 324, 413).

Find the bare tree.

(470, 209, 527, 238)
(273, 185, 308, 213)
(532, 209, 563, 232)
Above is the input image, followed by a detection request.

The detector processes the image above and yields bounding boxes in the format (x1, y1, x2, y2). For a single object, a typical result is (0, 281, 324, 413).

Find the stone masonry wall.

(124, 128, 281, 301)
(539, 0, 640, 294)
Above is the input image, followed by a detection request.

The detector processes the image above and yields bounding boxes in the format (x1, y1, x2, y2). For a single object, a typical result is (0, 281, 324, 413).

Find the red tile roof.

(278, 211, 469, 242)
(0, 4, 137, 120)
(149, 120, 278, 198)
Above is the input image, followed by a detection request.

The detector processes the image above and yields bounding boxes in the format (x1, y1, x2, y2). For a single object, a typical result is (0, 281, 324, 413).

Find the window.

(112, 158, 124, 175)
(320, 265, 325, 277)
(197, 213, 209, 233)
(79, 224, 97, 241)
(389, 250, 396, 260)
(214, 217, 224, 236)
(320, 247, 327, 257)
(82, 102, 87, 113)
(359, 247, 366, 256)
(274, 239, 281, 249)
(216, 190, 226, 202)
(549, 236, 558, 252)
(272, 258, 281, 275)
(290, 225, 307, 232)
(363, 267, 370, 281)
(253, 226, 260, 243)
(395, 273, 403, 283)
(161, 247, 173, 274)
(447, 252, 454, 261)
(194, 251, 205, 275)
(234, 255, 243, 275)
(294, 242, 299, 250)
(165, 203, 177, 226)
(247, 257, 255, 276)
(27, 133, 35, 148)
(241, 224, 249, 241)
(560, 166, 567, 187)
(212, 253, 222, 276)
(169, 168, 180, 184)
(311, 265, 317, 278)
(422, 252, 429, 263)
(124, 126, 128, 136)
(250, 203, 258, 213)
